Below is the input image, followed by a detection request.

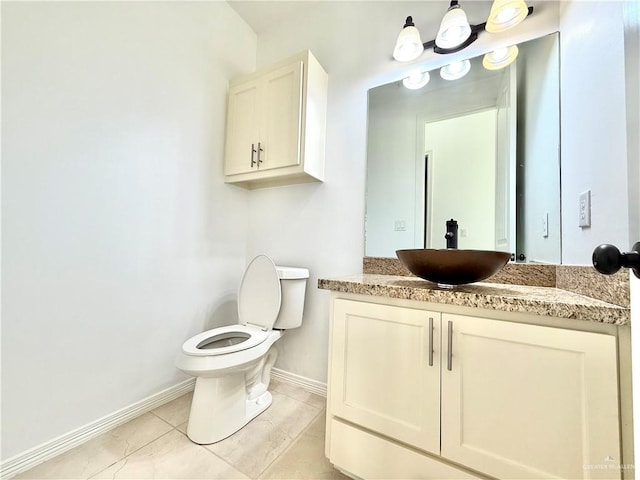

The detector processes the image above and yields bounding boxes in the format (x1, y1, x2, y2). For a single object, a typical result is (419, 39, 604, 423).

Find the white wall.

(1, 2, 256, 460)
(244, 1, 559, 383)
(559, 1, 629, 265)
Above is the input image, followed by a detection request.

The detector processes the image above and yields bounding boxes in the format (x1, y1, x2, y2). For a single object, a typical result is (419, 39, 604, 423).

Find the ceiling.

(228, 1, 548, 39)
(227, 1, 327, 35)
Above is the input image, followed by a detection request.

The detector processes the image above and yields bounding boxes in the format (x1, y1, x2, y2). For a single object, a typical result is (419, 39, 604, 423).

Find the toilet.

(175, 254, 309, 445)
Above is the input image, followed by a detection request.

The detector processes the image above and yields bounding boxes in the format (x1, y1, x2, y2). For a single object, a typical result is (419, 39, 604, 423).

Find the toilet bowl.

(175, 254, 308, 445)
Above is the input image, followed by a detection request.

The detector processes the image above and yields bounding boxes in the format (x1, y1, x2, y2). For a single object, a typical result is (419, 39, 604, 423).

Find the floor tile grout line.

(254, 407, 326, 480)
(149, 410, 186, 431)
(154, 407, 260, 480)
(250, 385, 326, 479)
(196, 441, 255, 480)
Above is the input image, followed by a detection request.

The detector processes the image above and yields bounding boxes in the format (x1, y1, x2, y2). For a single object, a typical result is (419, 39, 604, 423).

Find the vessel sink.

(396, 249, 511, 286)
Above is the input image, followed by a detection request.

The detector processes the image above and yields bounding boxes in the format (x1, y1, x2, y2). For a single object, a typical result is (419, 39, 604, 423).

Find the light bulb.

(402, 71, 430, 89)
(492, 47, 509, 61)
(435, 5, 472, 49)
(483, 45, 519, 70)
(486, 0, 529, 33)
(440, 59, 471, 80)
(393, 17, 424, 62)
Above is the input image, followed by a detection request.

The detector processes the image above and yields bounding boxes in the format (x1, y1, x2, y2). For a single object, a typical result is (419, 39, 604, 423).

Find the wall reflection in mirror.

(365, 33, 561, 264)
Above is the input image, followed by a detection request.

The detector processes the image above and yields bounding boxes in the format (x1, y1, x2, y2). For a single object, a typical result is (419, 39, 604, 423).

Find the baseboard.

(0, 378, 195, 479)
(271, 367, 327, 398)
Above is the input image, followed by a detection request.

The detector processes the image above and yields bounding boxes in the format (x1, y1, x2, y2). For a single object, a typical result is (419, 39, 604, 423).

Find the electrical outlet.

(579, 190, 591, 228)
(542, 212, 549, 238)
(394, 220, 406, 232)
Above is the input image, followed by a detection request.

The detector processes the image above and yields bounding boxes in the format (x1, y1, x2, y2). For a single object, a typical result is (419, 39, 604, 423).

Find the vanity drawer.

(328, 418, 485, 480)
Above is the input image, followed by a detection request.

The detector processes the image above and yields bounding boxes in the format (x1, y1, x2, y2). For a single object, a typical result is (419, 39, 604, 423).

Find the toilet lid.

(238, 255, 281, 330)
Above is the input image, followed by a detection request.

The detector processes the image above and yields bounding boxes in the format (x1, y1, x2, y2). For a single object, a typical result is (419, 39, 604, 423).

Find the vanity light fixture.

(435, 1, 472, 50)
(440, 59, 471, 80)
(482, 45, 519, 70)
(485, 0, 529, 33)
(393, 16, 425, 62)
(392, 2, 533, 62)
(402, 70, 431, 89)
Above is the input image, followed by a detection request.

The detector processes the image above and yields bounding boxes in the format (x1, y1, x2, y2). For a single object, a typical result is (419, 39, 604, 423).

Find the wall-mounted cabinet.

(327, 296, 622, 480)
(224, 50, 327, 189)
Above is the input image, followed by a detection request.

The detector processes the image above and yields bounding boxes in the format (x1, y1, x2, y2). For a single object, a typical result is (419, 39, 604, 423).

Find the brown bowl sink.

(396, 249, 511, 286)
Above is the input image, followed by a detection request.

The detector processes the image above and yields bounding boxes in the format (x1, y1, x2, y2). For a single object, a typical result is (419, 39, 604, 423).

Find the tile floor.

(16, 380, 349, 480)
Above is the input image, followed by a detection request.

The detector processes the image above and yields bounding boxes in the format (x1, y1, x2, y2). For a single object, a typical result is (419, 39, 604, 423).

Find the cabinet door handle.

(447, 320, 453, 371)
(250, 143, 257, 167)
(428, 317, 434, 367)
(257, 142, 264, 165)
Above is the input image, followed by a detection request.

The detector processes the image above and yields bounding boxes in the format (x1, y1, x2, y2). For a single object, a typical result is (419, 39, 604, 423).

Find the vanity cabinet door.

(441, 313, 621, 480)
(329, 299, 441, 455)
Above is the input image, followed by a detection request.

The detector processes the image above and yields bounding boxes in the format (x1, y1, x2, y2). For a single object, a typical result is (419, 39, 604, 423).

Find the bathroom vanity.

(319, 273, 631, 480)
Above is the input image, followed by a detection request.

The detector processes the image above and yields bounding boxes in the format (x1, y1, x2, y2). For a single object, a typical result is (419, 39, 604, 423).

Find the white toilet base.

(246, 390, 273, 424)
(185, 350, 277, 445)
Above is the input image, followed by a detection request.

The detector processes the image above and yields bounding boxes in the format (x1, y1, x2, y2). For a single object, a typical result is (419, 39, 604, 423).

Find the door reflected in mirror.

(365, 33, 561, 263)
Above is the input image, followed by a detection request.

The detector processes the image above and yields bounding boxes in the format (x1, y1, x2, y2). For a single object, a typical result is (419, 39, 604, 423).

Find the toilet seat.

(182, 255, 282, 358)
(181, 324, 269, 356)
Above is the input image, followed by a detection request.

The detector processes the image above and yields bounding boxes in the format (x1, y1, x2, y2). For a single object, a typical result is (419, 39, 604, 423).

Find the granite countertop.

(318, 274, 630, 325)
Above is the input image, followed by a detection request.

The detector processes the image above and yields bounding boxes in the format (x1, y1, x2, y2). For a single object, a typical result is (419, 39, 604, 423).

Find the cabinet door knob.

(250, 143, 257, 167)
(592, 242, 640, 279)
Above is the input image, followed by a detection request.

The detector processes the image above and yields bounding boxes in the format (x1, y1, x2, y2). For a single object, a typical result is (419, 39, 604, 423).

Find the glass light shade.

(440, 59, 471, 80)
(435, 5, 472, 49)
(485, 0, 528, 33)
(402, 71, 430, 90)
(393, 25, 424, 62)
(483, 45, 519, 70)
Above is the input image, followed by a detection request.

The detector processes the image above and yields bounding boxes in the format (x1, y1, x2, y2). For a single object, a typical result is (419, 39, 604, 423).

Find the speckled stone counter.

(363, 257, 630, 308)
(318, 274, 630, 325)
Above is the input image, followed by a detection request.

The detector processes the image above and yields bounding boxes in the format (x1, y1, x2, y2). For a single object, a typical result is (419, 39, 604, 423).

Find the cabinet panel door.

(260, 60, 303, 171)
(225, 80, 260, 176)
(330, 299, 441, 454)
(441, 314, 621, 480)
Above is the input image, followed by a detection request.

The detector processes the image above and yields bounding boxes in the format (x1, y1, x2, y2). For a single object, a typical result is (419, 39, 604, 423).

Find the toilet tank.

(274, 266, 309, 329)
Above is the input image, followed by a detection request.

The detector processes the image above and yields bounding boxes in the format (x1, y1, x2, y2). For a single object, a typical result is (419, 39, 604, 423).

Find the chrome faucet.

(445, 219, 458, 249)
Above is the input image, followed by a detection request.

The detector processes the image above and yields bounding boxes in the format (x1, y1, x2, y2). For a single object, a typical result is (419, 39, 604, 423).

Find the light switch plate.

(543, 212, 549, 237)
(579, 190, 591, 228)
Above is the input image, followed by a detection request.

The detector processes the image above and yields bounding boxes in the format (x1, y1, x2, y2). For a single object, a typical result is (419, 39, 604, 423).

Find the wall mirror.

(365, 32, 561, 263)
